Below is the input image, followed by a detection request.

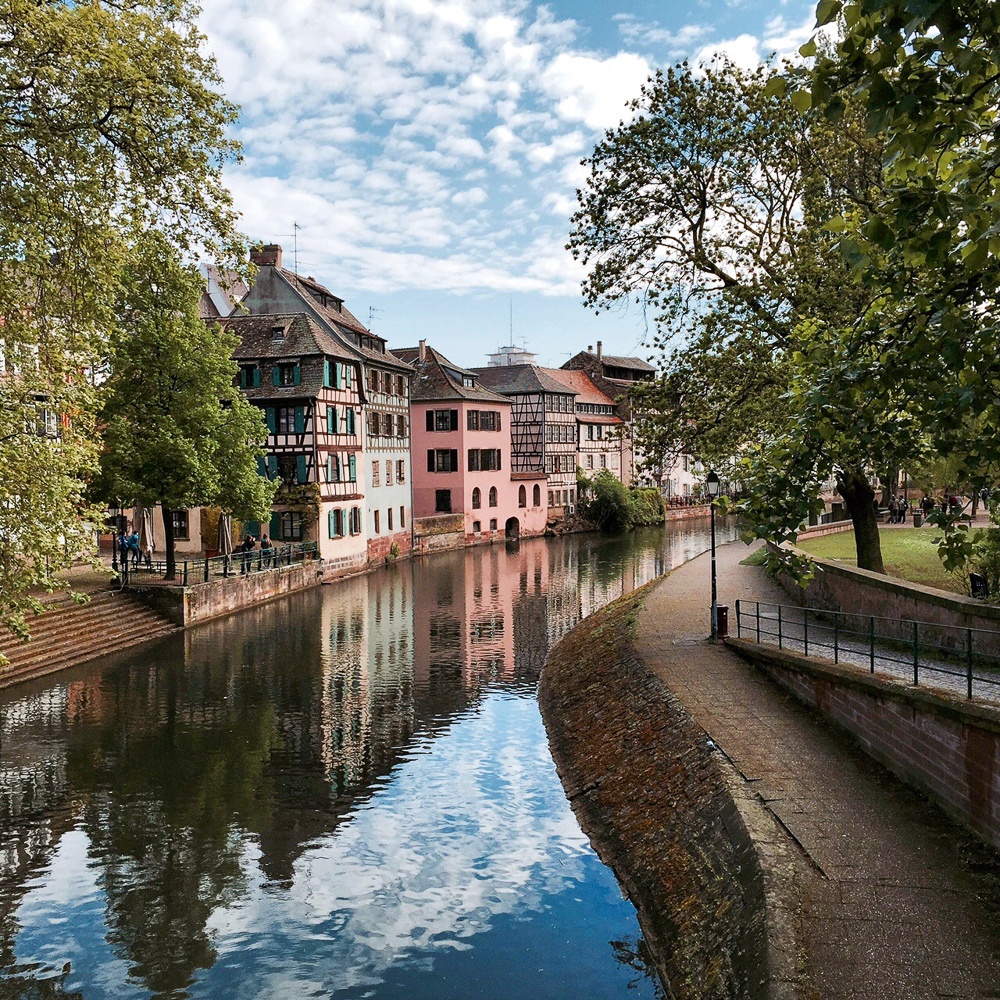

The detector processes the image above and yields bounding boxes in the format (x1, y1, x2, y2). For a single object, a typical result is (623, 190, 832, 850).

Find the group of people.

(238, 534, 275, 574)
(115, 528, 151, 569)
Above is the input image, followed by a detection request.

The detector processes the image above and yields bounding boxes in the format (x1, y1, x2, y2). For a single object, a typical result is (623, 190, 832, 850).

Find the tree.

(94, 233, 275, 579)
(582, 470, 634, 532)
(0, 0, 244, 634)
(568, 61, 900, 570)
(803, 1, 1000, 484)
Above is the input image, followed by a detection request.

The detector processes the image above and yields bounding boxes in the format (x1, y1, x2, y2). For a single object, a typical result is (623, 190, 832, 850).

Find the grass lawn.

(796, 527, 962, 594)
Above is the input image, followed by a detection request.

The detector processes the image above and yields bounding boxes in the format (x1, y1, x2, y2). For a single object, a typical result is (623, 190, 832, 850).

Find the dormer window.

(271, 324, 285, 342)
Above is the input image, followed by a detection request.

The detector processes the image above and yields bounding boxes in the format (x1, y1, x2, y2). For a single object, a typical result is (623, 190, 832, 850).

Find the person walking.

(260, 534, 274, 569)
(888, 496, 898, 524)
(240, 535, 256, 575)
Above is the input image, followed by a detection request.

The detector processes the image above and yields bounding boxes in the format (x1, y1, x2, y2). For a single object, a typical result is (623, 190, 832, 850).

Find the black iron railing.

(734, 600, 1000, 701)
(118, 540, 318, 587)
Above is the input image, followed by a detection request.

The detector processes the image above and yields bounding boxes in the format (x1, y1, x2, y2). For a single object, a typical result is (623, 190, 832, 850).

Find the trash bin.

(971, 573, 989, 599)
(913, 513, 922, 528)
(716, 604, 729, 638)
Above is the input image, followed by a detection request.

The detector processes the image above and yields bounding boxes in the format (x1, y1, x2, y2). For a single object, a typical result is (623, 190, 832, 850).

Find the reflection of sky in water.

(2, 523, 737, 997)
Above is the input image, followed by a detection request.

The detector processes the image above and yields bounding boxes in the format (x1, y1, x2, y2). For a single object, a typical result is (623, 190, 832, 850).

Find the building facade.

(544, 368, 626, 480)
(394, 342, 546, 547)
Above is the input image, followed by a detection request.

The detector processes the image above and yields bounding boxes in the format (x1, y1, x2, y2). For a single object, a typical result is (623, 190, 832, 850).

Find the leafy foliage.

(93, 233, 275, 577)
(0, 0, 245, 629)
(630, 487, 665, 526)
(580, 470, 634, 533)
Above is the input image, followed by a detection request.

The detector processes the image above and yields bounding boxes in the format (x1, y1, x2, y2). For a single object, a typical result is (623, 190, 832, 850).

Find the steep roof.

(601, 354, 656, 373)
(543, 368, 620, 413)
(223, 313, 356, 362)
(471, 364, 576, 397)
(392, 345, 509, 404)
(562, 350, 656, 377)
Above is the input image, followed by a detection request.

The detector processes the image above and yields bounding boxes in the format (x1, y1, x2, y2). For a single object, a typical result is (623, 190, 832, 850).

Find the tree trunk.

(837, 468, 884, 573)
(161, 503, 176, 581)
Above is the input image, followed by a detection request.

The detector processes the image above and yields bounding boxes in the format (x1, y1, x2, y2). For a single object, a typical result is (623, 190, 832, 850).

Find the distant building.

(472, 364, 579, 516)
(487, 344, 537, 367)
(393, 341, 546, 548)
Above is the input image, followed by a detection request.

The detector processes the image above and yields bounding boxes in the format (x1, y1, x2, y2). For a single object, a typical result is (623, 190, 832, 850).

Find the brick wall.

(729, 639, 1000, 849)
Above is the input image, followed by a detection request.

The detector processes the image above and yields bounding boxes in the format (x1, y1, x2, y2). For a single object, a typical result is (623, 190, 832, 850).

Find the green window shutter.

(347, 409, 356, 435)
(326, 455, 333, 481)
(293, 364, 301, 386)
(328, 509, 335, 538)
(344, 364, 352, 387)
(256, 456, 266, 477)
(270, 511, 281, 538)
(239, 368, 247, 389)
(297, 455, 307, 483)
(294, 406, 305, 433)
(253, 368, 261, 388)
(273, 367, 280, 387)
(326, 406, 335, 434)
(334, 363, 342, 389)
(348, 454, 356, 482)
(265, 407, 276, 433)
(323, 360, 331, 388)
(268, 455, 278, 479)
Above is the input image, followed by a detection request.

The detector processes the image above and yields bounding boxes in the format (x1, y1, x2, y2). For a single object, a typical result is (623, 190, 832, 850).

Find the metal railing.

(116, 541, 318, 587)
(734, 600, 1000, 701)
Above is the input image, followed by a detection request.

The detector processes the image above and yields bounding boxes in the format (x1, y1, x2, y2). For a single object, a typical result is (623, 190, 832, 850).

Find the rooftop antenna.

(509, 298, 513, 344)
(293, 221, 301, 275)
(368, 305, 383, 330)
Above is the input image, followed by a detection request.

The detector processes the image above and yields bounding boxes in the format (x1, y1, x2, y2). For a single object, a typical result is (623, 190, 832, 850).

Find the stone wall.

(540, 587, 768, 999)
(728, 638, 1000, 850)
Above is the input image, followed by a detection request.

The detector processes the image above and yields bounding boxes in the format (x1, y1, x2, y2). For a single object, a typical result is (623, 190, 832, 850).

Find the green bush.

(630, 487, 665, 525)
(584, 470, 633, 532)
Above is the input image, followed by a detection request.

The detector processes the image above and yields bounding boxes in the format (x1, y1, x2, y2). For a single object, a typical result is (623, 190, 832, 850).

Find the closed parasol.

(217, 512, 234, 557)
(135, 505, 155, 565)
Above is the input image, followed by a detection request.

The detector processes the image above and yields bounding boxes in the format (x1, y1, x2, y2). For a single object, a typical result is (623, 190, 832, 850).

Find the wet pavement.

(634, 540, 1000, 999)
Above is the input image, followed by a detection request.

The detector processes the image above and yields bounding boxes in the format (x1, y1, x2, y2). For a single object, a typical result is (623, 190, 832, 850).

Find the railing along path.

(734, 600, 1000, 704)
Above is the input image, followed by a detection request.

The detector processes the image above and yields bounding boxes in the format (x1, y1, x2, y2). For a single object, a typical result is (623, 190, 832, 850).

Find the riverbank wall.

(539, 585, 770, 999)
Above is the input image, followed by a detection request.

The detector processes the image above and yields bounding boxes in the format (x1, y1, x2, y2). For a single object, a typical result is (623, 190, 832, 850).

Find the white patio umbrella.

(136, 504, 155, 566)
(217, 512, 234, 559)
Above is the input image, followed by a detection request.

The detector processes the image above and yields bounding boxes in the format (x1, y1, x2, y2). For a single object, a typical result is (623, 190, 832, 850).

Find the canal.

(0, 520, 735, 998)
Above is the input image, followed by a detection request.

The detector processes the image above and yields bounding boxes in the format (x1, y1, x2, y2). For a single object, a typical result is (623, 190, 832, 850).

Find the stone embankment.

(539, 584, 770, 999)
(0, 589, 178, 689)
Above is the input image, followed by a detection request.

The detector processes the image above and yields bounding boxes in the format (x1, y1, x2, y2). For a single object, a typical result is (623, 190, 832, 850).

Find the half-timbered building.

(471, 364, 579, 517)
(544, 368, 626, 479)
(222, 245, 412, 574)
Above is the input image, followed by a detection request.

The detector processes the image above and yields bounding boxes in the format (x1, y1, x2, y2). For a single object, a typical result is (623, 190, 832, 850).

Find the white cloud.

(540, 52, 651, 131)
(613, 15, 712, 57)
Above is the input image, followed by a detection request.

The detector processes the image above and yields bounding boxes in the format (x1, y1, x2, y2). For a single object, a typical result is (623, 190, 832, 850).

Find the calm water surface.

(0, 520, 736, 998)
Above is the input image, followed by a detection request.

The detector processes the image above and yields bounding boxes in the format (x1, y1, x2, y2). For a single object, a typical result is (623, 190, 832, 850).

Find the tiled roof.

(602, 354, 656, 372)
(222, 313, 354, 362)
(542, 368, 620, 410)
(392, 345, 509, 403)
(471, 364, 576, 397)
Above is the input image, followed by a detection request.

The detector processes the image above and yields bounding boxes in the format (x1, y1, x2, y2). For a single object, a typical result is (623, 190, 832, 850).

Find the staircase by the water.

(0, 590, 180, 688)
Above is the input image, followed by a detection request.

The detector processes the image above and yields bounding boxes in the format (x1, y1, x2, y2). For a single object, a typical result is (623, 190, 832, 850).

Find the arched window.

(472, 487, 481, 509)
(532, 484, 541, 507)
(518, 485, 527, 508)
(489, 487, 498, 507)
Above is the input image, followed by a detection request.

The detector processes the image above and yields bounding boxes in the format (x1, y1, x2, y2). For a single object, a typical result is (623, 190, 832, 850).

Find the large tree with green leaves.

(569, 60, 903, 570)
(94, 233, 275, 579)
(0, 0, 244, 633)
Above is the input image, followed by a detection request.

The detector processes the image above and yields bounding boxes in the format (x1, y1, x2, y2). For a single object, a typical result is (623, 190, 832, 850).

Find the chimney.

(587, 345, 593, 352)
(419, 339, 426, 362)
(250, 244, 283, 268)
(596, 340, 602, 362)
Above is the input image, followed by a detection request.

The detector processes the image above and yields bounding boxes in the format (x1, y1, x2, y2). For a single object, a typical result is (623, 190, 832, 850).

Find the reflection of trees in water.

(0, 961, 83, 999)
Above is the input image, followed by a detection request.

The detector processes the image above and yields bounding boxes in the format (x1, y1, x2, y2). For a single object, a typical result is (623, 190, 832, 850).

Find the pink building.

(393, 342, 547, 549)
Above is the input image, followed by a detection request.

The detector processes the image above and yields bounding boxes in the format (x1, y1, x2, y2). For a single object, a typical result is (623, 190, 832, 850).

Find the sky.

(198, 0, 817, 370)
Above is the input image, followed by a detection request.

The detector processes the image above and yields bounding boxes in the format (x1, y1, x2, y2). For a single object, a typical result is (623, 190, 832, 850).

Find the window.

(275, 363, 300, 387)
(171, 510, 189, 540)
(533, 484, 541, 506)
(398, 375, 406, 396)
(435, 489, 452, 513)
(468, 449, 501, 471)
(327, 454, 341, 482)
(279, 511, 304, 541)
(346, 409, 356, 435)
(369, 412, 380, 436)
(348, 454, 357, 482)
(428, 409, 459, 432)
(238, 364, 260, 389)
(600, 453, 607, 468)
(374, 510, 380, 533)
(472, 520, 481, 534)
(488, 487, 497, 508)
(548, 491, 554, 506)
(472, 487, 481, 509)
(428, 449, 459, 473)
(386, 459, 393, 486)
(372, 461, 380, 487)
(489, 518, 497, 531)
(350, 507, 362, 534)
(400, 505, 405, 528)
(274, 406, 304, 434)
(30, 405, 58, 438)
(396, 459, 406, 483)
(467, 410, 479, 431)
(481, 411, 500, 431)
(397, 415, 406, 438)
(328, 508, 344, 538)
(518, 485, 527, 508)
(388, 508, 393, 531)
(326, 406, 339, 434)
(587, 425, 594, 440)
(587, 454, 594, 469)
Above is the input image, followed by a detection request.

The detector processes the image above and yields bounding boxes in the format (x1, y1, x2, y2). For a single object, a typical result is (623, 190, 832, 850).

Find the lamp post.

(706, 471, 721, 640)
(110, 501, 119, 575)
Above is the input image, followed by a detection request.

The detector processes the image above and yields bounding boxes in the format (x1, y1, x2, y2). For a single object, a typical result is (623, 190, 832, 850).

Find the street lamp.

(706, 471, 721, 640)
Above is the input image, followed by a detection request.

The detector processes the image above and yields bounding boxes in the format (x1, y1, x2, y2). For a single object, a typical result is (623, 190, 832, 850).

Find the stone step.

(2, 594, 163, 649)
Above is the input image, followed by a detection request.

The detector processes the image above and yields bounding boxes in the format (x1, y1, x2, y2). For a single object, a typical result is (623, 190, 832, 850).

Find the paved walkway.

(634, 539, 1000, 999)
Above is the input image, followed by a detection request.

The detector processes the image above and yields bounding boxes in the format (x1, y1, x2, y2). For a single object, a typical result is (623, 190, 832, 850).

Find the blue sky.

(200, 0, 816, 369)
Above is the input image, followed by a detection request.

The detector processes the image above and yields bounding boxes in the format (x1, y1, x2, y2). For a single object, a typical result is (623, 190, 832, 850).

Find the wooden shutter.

(344, 364, 352, 387)
(267, 455, 278, 479)
(296, 455, 307, 483)
(328, 509, 336, 538)
(450, 449, 458, 471)
(450, 410, 458, 430)
(273, 367, 280, 387)
(256, 456, 266, 476)
(426, 410, 434, 432)
(294, 407, 305, 433)
(347, 409, 355, 435)
(265, 407, 276, 433)
(496, 449, 501, 470)
(269, 511, 281, 538)
(239, 368, 247, 389)
(293, 364, 301, 386)
(348, 454, 356, 482)
(253, 368, 261, 388)
(427, 450, 435, 472)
